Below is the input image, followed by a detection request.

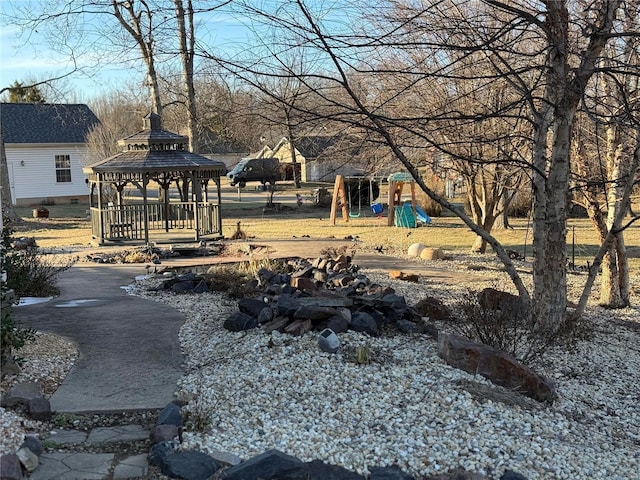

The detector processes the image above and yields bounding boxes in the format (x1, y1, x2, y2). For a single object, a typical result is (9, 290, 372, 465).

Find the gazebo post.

(163, 183, 170, 233)
(143, 174, 150, 243)
(97, 173, 105, 242)
(216, 177, 222, 235)
(192, 172, 201, 241)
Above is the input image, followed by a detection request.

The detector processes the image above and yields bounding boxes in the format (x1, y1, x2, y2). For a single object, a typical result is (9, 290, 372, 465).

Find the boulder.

(192, 280, 210, 294)
(415, 297, 451, 320)
(396, 319, 423, 334)
(294, 306, 338, 321)
(369, 465, 415, 480)
(389, 271, 419, 282)
(500, 471, 528, 480)
(160, 450, 219, 480)
(291, 277, 318, 291)
(407, 243, 426, 257)
(438, 334, 557, 402)
(224, 312, 259, 332)
(350, 312, 379, 336)
(276, 294, 300, 318)
(425, 469, 486, 479)
(0, 454, 23, 480)
(221, 449, 305, 480)
(21, 436, 42, 456)
(148, 440, 178, 466)
(318, 329, 340, 353)
(238, 298, 268, 317)
(257, 307, 274, 324)
(28, 397, 52, 420)
(1, 382, 43, 408)
(150, 424, 179, 444)
(157, 402, 183, 427)
(420, 247, 445, 260)
(171, 280, 195, 293)
(326, 315, 349, 334)
(303, 459, 365, 479)
(16, 446, 38, 472)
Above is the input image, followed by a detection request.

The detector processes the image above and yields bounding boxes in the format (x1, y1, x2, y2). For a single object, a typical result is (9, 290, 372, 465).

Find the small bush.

(5, 246, 75, 297)
(1, 224, 36, 368)
(449, 288, 591, 365)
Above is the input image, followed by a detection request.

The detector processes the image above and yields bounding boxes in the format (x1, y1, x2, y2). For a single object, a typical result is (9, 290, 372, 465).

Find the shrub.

(1, 224, 36, 368)
(4, 242, 75, 297)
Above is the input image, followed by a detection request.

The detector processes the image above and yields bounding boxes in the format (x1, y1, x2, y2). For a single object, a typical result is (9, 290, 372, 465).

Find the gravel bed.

(129, 259, 640, 480)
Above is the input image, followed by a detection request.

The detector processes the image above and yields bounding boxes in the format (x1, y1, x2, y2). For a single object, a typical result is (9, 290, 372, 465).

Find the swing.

(348, 180, 362, 218)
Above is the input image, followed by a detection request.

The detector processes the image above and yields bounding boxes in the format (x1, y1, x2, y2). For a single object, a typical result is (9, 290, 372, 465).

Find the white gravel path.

(130, 261, 640, 480)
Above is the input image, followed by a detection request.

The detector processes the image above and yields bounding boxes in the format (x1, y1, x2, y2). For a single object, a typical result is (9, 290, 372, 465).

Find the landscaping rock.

(1, 382, 43, 408)
(221, 449, 305, 480)
(438, 333, 557, 402)
(369, 465, 415, 480)
(160, 450, 220, 480)
(500, 471, 528, 480)
(396, 319, 423, 334)
(224, 312, 259, 332)
(209, 450, 242, 467)
(16, 446, 38, 472)
(150, 424, 179, 444)
(291, 276, 318, 291)
(415, 296, 451, 320)
(407, 243, 426, 257)
(192, 280, 210, 293)
(171, 280, 195, 293)
(294, 305, 338, 321)
(425, 469, 486, 479)
(350, 312, 379, 336)
(148, 440, 178, 466)
(420, 247, 445, 260)
(28, 397, 52, 420)
(0, 453, 24, 480)
(21, 436, 42, 456)
(238, 298, 268, 318)
(318, 328, 340, 353)
(257, 306, 274, 323)
(303, 459, 366, 479)
(326, 315, 349, 333)
(157, 402, 183, 427)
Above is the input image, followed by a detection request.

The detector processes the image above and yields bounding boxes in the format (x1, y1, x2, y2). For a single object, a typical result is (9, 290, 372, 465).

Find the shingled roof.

(0, 103, 99, 144)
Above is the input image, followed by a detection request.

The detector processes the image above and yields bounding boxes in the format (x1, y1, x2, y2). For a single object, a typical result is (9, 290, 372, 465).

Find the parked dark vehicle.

(227, 157, 280, 188)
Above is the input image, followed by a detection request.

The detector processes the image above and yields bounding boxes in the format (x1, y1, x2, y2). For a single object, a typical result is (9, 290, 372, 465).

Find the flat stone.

(113, 454, 148, 479)
(86, 425, 149, 444)
(29, 452, 114, 480)
(209, 450, 242, 467)
(46, 429, 88, 445)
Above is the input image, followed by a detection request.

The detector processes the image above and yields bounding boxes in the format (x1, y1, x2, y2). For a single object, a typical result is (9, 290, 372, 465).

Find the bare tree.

(212, 0, 638, 329)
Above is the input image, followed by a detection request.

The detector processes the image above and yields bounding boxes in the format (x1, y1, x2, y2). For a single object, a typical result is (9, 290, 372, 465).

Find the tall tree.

(215, 0, 638, 329)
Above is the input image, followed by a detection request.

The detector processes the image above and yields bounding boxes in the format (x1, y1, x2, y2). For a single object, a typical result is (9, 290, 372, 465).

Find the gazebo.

(84, 113, 227, 245)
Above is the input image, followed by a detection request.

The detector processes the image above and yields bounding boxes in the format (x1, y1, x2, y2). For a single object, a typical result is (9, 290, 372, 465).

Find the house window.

(55, 155, 72, 183)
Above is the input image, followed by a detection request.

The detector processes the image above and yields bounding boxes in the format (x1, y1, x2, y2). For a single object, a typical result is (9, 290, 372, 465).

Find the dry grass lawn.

(10, 198, 640, 274)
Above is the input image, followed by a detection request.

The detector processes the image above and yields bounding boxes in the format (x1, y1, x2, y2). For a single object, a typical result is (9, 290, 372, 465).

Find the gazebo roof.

(83, 113, 226, 176)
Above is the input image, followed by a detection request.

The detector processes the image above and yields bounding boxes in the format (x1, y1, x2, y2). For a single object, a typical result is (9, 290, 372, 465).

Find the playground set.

(329, 173, 431, 227)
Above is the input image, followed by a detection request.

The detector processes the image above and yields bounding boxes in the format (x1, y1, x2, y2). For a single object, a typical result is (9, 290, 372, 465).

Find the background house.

(251, 135, 367, 183)
(1, 103, 99, 206)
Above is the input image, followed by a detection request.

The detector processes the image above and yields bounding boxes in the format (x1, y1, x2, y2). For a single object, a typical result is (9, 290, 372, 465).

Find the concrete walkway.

(14, 264, 184, 414)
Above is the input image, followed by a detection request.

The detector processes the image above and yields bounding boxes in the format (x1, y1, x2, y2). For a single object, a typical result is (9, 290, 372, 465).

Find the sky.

(0, 1, 257, 102)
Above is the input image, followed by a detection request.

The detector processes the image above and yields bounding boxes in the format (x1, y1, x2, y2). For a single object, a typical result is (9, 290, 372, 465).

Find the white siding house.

(1, 103, 99, 206)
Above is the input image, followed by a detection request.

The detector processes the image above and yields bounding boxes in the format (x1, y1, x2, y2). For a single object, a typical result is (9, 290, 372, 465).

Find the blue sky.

(0, 1, 256, 101)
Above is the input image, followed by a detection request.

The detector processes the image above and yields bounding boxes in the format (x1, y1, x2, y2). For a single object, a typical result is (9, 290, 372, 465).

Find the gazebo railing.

(91, 202, 221, 242)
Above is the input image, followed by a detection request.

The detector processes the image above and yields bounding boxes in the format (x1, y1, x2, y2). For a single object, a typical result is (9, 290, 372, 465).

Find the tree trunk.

(175, 0, 198, 153)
